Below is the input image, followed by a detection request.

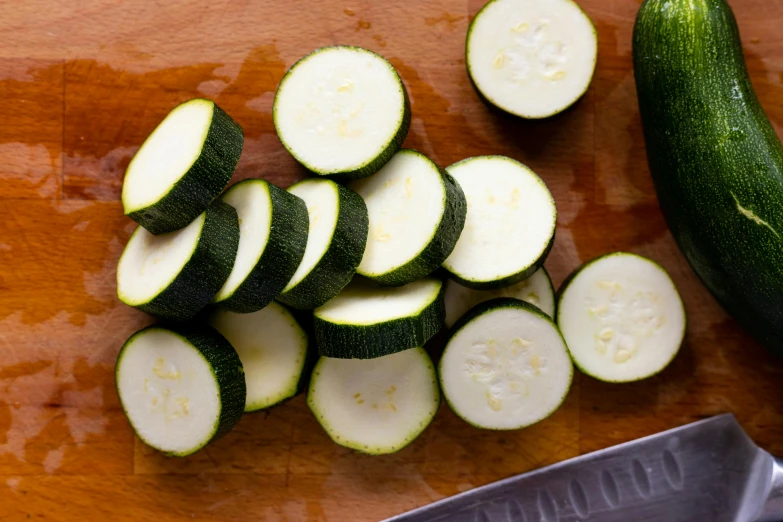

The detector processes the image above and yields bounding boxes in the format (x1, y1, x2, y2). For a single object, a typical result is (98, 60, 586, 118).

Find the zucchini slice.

(117, 200, 239, 321)
(213, 179, 309, 313)
(115, 325, 245, 456)
(440, 298, 572, 430)
(557, 252, 686, 383)
(122, 98, 243, 234)
(466, 0, 597, 119)
(273, 46, 410, 179)
(314, 277, 444, 359)
(443, 156, 556, 289)
(307, 348, 440, 455)
(209, 302, 310, 412)
(348, 149, 467, 286)
(445, 267, 555, 327)
(277, 179, 368, 310)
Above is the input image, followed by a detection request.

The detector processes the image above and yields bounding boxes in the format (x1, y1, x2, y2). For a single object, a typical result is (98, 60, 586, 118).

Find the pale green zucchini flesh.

(115, 324, 245, 456)
(307, 348, 440, 455)
(116, 199, 239, 321)
(274, 46, 410, 179)
(122, 98, 243, 235)
(440, 298, 572, 430)
(349, 149, 466, 286)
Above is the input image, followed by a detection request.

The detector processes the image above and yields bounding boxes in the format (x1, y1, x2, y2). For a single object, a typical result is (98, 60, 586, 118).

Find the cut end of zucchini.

(274, 46, 409, 177)
(210, 303, 309, 412)
(116, 326, 245, 456)
(307, 348, 440, 455)
(443, 156, 556, 288)
(283, 179, 341, 292)
(445, 267, 555, 327)
(467, 0, 597, 119)
(557, 252, 686, 383)
(440, 298, 572, 430)
(117, 214, 205, 307)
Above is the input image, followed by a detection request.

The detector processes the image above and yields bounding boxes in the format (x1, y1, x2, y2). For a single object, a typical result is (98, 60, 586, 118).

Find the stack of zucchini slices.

(111, 47, 569, 457)
(115, 96, 330, 456)
(113, 39, 685, 459)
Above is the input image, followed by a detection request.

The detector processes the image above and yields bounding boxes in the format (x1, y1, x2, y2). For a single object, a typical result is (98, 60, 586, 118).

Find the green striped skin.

(215, 180, 309, 313)
(273, 46, 411, 180)
(634, 0, 783, 353)
(125, 99, 243, 235)
(123, 200, 240, 321)
(277, 182, 369, 310)
(356, 157, 468, 287)
(314, 283, 445, 359)
(115, 324, 246, 457)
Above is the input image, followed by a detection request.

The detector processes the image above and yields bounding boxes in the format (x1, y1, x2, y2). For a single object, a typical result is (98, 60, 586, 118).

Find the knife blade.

(385, 414, 783, 522)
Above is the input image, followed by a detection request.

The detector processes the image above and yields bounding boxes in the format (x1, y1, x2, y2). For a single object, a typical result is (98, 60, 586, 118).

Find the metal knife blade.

(385, 414, 783, 522)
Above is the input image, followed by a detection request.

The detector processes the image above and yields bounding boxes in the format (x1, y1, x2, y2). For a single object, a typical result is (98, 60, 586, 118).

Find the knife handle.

(758, 456, 783, 522)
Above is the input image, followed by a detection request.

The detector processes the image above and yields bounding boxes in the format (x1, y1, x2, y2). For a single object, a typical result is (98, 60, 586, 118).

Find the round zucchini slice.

(117, 199, 239, 321)
(440, 298, 573, 430)
(213, 179, 309, 313)
(557, 252, 686, 382)
(314, 277, 444, 359)
(349, 149, 466, 286)
(122, 98, 243, 234)
(307, 348, 440, 455)
(466, 0, 597, 119)
(443, 156, 556, 289)
(273, 46, 410, 179)
(115, 325, 245, 456)
(277, 178, 368, 310)
(210, 302, 310, 412)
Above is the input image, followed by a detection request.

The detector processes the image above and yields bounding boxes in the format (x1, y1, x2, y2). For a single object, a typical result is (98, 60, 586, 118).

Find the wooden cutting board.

(1, 0, 782, 519)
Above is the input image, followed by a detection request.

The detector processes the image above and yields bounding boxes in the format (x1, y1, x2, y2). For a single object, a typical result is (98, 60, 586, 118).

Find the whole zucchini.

(633, 0, 783, 353)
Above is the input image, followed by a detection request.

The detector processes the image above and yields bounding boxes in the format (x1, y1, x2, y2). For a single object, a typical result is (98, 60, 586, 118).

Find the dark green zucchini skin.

(134, 200, 240, 321)
(277, 182, 369, 310)
(634, 0, 783, 353)
(314, 283, 445, 360)
(216, 181, 309, 313)
(126, 100, 244, 235)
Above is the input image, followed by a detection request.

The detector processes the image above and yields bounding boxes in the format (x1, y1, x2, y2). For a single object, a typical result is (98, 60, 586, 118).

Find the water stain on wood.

(62, 44, 302, 200)
(424, 12, 465, 28)
(0, 60, 64, 200)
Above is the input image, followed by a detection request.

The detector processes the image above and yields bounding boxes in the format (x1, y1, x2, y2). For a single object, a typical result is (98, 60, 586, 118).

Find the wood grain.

(1, 0, 782, 520)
